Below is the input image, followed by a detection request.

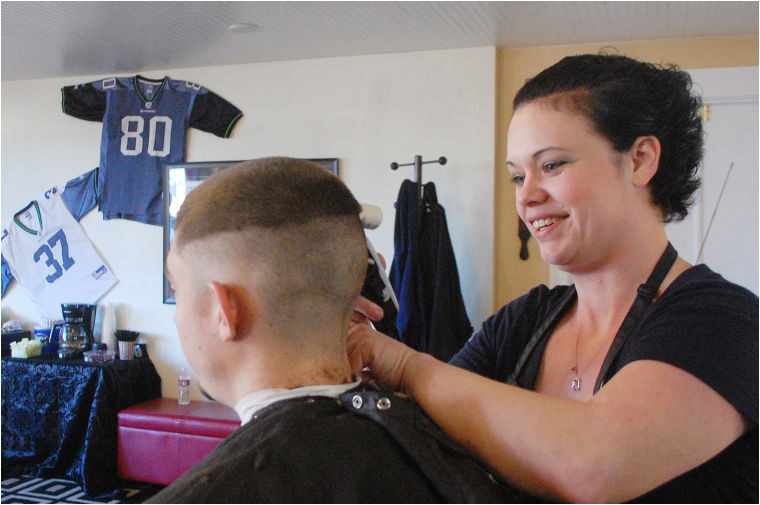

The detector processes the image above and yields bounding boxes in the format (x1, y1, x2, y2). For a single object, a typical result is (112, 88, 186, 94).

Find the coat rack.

(390, 155, 447, 202)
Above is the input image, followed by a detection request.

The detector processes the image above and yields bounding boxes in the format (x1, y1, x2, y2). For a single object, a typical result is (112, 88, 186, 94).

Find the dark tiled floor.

(1, 475, 163, 504)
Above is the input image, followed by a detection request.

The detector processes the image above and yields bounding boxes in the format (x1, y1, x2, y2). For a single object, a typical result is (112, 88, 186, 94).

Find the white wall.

(549, 66, 760, 292)
(666, 66, 758, 294)
(1, 47, 495, 400)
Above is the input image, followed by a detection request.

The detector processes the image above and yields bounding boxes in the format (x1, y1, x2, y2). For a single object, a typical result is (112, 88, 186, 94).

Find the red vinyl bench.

(117, 398, 241, 485)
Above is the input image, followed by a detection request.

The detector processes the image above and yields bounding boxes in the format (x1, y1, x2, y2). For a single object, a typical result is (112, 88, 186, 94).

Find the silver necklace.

(571, 336, 583, 391)
(571, 332, 611, 392)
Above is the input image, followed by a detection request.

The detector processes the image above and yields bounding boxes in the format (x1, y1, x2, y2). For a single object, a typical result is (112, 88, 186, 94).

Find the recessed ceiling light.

(228, 23, 258, 33)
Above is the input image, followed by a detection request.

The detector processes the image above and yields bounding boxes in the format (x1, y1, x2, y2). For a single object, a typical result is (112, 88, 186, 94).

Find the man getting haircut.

(150, 157, 512, 503)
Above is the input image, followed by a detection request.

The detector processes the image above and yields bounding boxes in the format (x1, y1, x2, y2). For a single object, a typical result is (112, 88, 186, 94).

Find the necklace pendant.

(570, 376, 581, 392)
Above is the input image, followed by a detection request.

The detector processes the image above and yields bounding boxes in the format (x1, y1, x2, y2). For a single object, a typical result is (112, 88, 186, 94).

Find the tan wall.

(494, 35, 759, 310)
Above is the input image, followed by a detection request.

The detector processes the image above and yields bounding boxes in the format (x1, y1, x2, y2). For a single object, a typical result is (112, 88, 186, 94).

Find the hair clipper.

(359, 205, 400, 340)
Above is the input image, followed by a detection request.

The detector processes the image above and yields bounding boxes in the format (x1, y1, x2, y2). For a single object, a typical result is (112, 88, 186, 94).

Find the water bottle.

(178, 368, 191, 405)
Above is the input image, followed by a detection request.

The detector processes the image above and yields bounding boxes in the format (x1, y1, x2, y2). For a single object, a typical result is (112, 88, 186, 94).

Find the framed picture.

(162, 158, 339, 303)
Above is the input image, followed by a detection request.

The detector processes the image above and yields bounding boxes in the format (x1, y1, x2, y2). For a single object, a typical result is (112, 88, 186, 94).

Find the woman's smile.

(531, 215, 564, 233)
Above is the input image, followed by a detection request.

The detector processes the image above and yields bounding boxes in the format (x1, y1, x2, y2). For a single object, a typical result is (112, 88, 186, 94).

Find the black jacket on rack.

(390, 179, 473, 362)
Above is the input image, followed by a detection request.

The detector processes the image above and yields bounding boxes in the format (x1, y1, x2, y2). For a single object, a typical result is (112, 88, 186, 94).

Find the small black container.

(115, 330, 139, 342)
(2, 330, 30, 357)
(134, 343, 149, 359)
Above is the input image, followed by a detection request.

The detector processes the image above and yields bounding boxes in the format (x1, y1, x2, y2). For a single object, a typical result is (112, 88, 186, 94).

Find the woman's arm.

(347, 324, 748, 502)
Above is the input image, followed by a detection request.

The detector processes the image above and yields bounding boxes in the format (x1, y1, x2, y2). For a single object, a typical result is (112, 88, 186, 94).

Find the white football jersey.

(1, 187, 117, 318)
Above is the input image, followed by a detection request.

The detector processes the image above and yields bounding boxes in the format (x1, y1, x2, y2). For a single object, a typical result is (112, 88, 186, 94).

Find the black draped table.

(1, 356, 162, 498)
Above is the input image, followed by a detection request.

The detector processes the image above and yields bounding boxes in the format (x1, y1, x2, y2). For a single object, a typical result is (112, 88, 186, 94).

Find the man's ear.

(208, 281, 243, 342)
(629, 135, 661, 187)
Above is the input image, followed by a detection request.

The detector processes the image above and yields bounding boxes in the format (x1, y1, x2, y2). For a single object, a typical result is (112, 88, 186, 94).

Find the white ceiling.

(2, 1, 758, 82)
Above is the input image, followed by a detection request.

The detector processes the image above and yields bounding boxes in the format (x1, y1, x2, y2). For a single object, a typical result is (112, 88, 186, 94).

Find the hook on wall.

(390, 155, 447, 202)
(518, 218, 530, 260)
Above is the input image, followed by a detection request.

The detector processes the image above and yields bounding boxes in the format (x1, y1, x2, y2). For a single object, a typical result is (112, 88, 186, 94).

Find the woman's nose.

(516, 173, 547, 207)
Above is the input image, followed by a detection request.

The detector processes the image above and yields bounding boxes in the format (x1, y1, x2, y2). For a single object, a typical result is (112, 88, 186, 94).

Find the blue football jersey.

(1, 254, 12, 298)
(59, 167, 99, 221)
(62, 75, 243, 225)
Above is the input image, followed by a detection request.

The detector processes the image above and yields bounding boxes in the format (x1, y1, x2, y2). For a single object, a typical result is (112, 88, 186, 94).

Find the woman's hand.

(347, 249, 419, 389)
(349, 251, 387, 327)
(350, 296, 384, 327)
(347, 323, 418, 391)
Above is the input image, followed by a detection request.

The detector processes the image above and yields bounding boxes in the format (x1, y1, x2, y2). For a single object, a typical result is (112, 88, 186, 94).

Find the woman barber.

(349, 54, 758, 503)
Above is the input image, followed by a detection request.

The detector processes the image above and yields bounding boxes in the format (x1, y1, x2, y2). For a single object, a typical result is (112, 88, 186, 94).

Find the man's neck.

(225, 344, 354, 403)
(234, 379, 360, 425)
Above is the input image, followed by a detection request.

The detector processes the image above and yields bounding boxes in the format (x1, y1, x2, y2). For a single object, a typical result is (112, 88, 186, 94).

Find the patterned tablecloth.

(1, 356, 162, 499)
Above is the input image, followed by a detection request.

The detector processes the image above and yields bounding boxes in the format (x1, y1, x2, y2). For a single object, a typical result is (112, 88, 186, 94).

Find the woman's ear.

(208, 281, 243, 342)
(629, 135, 662, 187)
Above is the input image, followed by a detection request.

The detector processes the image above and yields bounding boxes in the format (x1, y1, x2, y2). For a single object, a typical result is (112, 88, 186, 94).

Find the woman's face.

(506, 101, 635, 272)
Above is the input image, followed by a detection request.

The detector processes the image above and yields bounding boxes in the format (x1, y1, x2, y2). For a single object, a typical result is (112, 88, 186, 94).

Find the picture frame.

(162, 158, 339, 304)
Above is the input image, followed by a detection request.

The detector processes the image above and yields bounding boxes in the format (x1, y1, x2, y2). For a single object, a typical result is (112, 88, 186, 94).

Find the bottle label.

(178, 378, 190, 387)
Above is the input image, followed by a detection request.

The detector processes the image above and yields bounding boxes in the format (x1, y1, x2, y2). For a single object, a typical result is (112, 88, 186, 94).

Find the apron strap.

(506, 242, 678, 394)
(592, 242, 678, 393)
(506, 285, 576, 386)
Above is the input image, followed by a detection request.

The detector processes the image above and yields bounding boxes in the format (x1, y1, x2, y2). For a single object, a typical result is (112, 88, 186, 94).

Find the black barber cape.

(147, 386, 516, 503)
(390, 180, 473, 362)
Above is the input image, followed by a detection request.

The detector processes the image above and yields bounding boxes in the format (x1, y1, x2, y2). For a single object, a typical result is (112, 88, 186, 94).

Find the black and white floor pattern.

(1, 475, 163, 504)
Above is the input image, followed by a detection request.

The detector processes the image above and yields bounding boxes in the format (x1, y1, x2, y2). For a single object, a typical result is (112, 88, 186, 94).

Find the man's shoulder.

(337, 387, 516, 502)
(149, 394, 516, 503)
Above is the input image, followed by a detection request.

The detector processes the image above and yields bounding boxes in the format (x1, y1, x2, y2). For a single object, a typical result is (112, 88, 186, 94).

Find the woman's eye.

(509, 173, 525, 185)
(543, 161, 565, 172)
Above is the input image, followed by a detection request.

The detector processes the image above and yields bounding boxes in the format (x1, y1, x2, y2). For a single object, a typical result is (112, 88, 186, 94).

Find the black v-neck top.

(451, 265, 758, 502)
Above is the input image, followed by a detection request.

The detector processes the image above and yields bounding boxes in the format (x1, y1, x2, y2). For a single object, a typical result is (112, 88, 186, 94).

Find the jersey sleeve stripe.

(224, 112, 244, 138)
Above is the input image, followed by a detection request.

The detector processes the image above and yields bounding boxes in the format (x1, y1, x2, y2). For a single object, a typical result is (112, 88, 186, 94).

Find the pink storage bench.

(117, 398, 241, 485)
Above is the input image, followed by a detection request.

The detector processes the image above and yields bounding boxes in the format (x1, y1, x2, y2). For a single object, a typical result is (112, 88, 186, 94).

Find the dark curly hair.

(513, 53, 703, 223)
